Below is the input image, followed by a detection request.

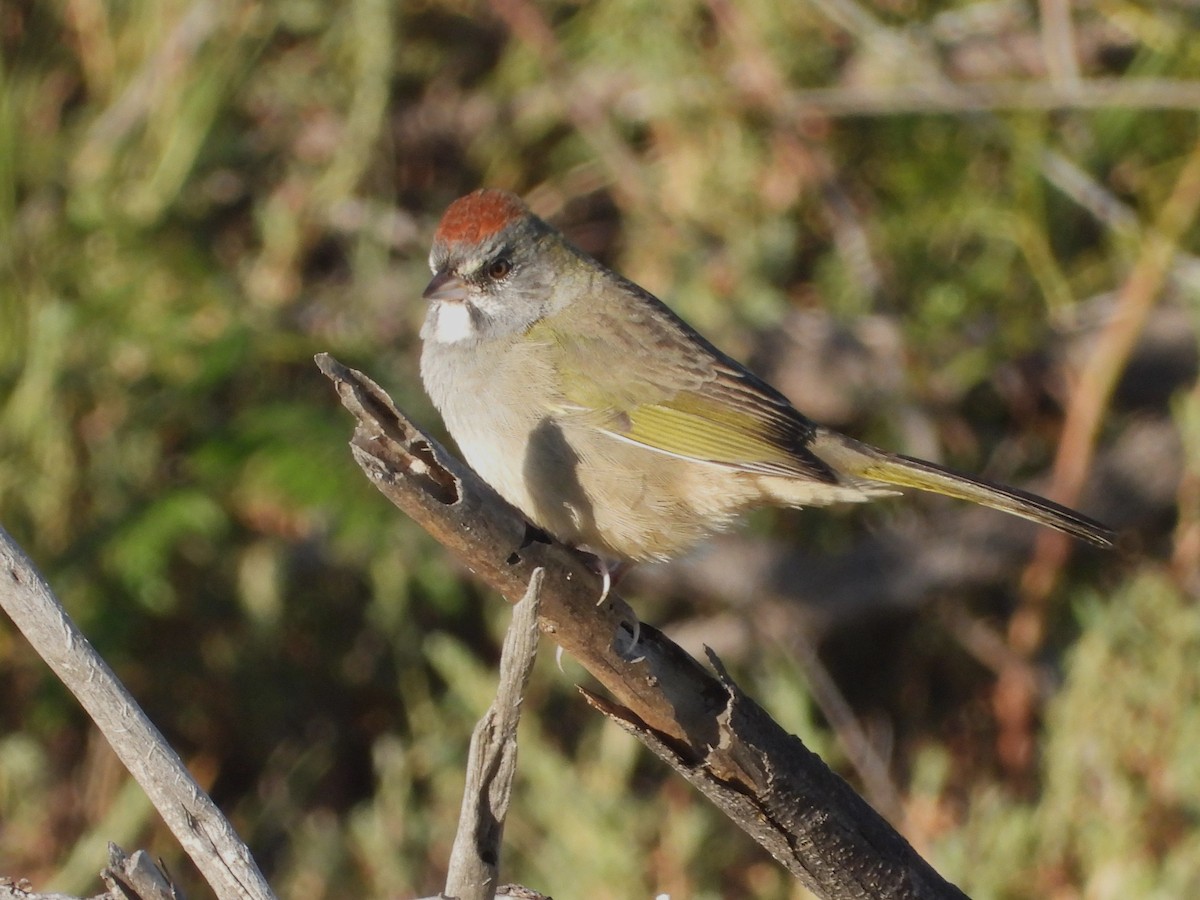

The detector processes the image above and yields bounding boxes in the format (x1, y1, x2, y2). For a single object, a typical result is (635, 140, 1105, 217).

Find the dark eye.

(486, 257, 512, 280)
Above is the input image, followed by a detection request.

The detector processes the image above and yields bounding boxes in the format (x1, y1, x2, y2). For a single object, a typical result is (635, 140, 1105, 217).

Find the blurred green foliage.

(1, 0, 1198, 897)
(938, 573, 1200, 898)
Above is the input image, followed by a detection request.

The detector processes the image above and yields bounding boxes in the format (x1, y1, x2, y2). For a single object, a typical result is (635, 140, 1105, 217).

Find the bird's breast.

(420, 335, 562, 522)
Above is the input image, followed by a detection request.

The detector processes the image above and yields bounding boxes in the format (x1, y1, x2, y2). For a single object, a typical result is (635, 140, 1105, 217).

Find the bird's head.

(422, 189, 562, 344)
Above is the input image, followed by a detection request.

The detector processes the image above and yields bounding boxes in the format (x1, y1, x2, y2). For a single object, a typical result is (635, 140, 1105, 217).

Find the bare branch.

(100, 844, 184, 900)
(443, 570, 544, 900)
(0, 533, 276, 900)
(1036, 0, 1081, 87)
(1, 845, 182, 900)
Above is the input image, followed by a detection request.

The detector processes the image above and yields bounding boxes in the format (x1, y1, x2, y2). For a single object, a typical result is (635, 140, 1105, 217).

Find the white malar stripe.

(429, 301, 476, 344)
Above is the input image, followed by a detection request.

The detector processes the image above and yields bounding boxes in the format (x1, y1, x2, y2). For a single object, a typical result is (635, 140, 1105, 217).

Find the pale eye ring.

(486, 257, 512, 280)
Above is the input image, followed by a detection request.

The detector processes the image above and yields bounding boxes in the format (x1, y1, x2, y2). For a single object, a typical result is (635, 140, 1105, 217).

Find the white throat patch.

(426, 301, 477, 344)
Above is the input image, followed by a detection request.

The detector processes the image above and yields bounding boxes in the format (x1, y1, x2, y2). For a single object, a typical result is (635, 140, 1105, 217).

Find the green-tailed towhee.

(419, 189, 1113, 563)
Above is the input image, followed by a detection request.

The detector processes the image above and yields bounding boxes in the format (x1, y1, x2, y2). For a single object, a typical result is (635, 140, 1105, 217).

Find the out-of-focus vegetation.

(1, 1, 1198, 897)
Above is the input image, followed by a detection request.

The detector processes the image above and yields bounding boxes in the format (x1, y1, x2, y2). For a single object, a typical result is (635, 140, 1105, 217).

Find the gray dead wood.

(316, 353, 968, 900)
(0, 532, 276, 900)
(442, 570, 543, 900)
(99, 843, 185, 900)
(1, 844, 182, 900)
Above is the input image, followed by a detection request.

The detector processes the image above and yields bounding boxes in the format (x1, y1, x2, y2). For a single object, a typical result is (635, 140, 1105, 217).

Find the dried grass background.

(2, 1, 1199, 897)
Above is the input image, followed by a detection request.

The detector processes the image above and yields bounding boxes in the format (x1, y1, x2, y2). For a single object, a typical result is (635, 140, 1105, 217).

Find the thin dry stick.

(317, 353, 967, 900)
(1016, 139, 1200, 641)
(0, 528, 276, 900)
(443, 570, 544, 900)
(1037, 0, 1081, 87)
(1041, 148, 1200, 291)
(779, 78, 1200, 117)
(784, 630, 909, 834)
(1040, 149, 1141, 239)
(799, 0, 1200, 115)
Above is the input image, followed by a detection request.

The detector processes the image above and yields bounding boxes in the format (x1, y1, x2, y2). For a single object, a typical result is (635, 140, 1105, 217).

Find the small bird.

(419, 189, 1114, 565)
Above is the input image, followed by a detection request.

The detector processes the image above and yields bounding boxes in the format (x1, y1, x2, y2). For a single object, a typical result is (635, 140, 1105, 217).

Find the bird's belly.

(447, 408, 754, 560)
(509, 418, 760, 561)
(422, 343, 757, 561)
(435, 393, 548, 527)
(557, 425, 760, 560)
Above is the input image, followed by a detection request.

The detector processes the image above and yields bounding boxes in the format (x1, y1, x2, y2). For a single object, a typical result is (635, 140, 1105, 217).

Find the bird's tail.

(810, 431, 1115, 549)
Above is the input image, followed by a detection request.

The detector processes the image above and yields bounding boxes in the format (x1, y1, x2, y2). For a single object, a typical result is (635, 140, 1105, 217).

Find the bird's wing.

(526, 280, 839, 484)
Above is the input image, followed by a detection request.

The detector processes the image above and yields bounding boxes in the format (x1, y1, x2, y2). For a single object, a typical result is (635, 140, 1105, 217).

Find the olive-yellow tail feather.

(810, 432, 1115, 549)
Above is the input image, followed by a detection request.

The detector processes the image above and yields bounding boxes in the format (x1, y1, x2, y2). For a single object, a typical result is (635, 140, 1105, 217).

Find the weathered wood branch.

(316, 353, 968, 900)
(443, 570, 544, 900)
(0, 844, 182, 900)
(0, 537, 276, 900)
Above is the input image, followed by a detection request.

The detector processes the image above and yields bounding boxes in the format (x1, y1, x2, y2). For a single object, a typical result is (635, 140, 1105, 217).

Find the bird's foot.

(577, 549, 640, 657)
(577, 552, 629, 606)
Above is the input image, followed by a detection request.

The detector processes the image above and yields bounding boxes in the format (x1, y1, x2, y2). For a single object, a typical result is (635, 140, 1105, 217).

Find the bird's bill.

(422, 270, 470, 303)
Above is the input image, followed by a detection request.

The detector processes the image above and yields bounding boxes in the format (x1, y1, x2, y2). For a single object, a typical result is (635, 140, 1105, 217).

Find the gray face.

(421, 220, 554, 345)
